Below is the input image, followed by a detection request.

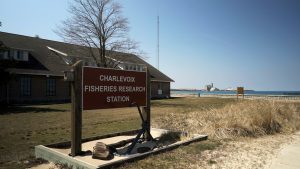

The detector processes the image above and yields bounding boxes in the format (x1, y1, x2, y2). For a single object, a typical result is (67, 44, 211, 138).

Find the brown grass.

(0, 104, 141, 169)
(1, 98, 300, 169)
(153, 100, 300, 139)
(121, 99, 300, 169)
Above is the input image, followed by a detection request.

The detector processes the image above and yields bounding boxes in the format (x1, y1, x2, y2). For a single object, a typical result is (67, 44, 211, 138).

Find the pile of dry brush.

(153, 100, 300, 139)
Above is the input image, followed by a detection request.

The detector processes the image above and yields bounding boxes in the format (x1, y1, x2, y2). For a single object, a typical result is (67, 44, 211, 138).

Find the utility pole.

(157, 16, 160, 70)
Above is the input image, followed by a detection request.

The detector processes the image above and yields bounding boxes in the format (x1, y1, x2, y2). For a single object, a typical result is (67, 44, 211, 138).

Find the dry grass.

(0, 104, 141, 169)
(121, 99, 300, 169)
(153, 100, 300, 139)
(1, 98, 300, 169)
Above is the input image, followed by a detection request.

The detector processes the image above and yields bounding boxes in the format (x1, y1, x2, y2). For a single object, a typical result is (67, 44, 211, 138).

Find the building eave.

(151, 79, 174, 83)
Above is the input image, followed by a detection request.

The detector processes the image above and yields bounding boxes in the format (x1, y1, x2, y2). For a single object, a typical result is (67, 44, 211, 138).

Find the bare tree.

(56, 0, 140, 67)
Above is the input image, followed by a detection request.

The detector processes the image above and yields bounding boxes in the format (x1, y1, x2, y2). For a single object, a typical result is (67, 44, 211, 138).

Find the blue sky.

(1, 0, 300, 90)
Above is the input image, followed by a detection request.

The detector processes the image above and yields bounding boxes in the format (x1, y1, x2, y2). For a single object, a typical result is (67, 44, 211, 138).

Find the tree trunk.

(103, 45, 107, 67)
(98, 47, 104, 67)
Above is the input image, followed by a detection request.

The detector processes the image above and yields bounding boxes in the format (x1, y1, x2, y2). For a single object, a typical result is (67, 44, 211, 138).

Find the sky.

(1, 0, 300, 91)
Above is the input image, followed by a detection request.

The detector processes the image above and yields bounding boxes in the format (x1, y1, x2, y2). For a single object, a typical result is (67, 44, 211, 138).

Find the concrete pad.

(35, 128, 207, 169)
(270, 163, 300, 169)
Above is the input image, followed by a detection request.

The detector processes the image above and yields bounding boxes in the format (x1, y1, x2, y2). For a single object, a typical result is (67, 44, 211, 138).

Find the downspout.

(6, 81, 9, 105)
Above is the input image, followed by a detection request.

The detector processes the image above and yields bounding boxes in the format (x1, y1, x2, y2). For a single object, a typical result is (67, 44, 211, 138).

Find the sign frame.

(67, 61, 151, 157)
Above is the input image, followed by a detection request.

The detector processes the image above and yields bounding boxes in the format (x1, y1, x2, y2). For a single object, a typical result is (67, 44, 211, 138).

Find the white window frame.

(46, 78, 56, 96)
(20, 77, 31, 96)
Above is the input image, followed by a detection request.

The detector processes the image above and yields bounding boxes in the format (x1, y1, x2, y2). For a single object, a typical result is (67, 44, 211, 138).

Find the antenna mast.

(157, 15, 160, 70)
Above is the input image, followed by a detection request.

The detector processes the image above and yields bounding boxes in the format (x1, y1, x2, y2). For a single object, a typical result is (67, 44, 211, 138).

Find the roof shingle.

(0, 31, 174, 82)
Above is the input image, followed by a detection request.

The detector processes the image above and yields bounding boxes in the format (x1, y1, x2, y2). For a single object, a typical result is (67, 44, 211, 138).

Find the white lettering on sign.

(84, 84, 145, 104)
(84, 85, 118, 92)
(82, 67, 146, 110)
(118, 86, 146, 92)
(106, 96, 130, 103)
(99, 75, 135, 83)
(84, 85, 145, 93)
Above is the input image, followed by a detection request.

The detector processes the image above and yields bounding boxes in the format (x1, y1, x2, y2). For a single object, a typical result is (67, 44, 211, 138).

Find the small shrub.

(208, 160, 217, 165)
(157, 131, 181, 147)
(54, 162, 73, 169)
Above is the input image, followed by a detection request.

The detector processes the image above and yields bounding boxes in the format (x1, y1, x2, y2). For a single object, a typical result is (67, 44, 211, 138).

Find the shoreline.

(171, 93, 300, 100)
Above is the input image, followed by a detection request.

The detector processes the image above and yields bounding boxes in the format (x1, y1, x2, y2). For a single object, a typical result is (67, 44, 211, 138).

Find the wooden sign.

(237, 87, 244, 100)
(237, 87, 244, 95)
(82, 67, 147, 110)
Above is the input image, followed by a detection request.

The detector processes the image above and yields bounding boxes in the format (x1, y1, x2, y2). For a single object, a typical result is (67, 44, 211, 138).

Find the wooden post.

(142, 67, 151, 140)
(70, 61, 83, 156)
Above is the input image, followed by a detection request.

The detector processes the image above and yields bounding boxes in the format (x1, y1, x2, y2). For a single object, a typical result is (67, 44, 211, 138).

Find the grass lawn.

(0, 97, 235, 169)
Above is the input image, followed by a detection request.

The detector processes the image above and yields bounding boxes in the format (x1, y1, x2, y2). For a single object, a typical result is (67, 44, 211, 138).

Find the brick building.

(0, 32, 173, 104)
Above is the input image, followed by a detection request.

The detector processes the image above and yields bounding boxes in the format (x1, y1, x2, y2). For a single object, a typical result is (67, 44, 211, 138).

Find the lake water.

(171, 90, 300, 96)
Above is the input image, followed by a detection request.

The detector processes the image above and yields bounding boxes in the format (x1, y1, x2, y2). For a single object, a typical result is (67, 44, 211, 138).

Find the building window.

(46, 78, 56, 96)
(20, 77, 31, 96)
(123, 63, 144, 72)
(158, 83, 163, 95)
(9, 49, 29, 61)
(158, 83, 162, 90)
(0, 51, 9, 60)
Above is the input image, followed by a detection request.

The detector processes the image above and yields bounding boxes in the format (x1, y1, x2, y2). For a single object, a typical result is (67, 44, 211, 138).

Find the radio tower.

(157, 15, 160, 70)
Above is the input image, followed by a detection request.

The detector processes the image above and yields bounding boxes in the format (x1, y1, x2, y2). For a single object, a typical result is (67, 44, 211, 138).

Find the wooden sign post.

(142, 68, 151, 140)
(69, 61, 83, 157)
(66, 63, 149, 156)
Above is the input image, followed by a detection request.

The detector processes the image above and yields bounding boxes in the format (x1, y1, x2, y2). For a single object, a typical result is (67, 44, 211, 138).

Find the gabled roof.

(0, 31, 174, 82)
